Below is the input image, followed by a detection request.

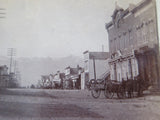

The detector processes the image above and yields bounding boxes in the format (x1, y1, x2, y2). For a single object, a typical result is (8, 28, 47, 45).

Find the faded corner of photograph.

(0, 0, 160, 120)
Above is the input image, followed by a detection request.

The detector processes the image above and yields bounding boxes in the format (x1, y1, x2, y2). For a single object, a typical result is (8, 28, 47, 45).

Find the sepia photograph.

(0, 0, 160, 120)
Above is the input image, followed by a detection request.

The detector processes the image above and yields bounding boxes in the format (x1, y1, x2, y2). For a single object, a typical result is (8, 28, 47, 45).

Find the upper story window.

(123, 32, 127, 36)
(65, 69, 70, 75)
(114, 37, 117, 51)
(128, 28, 132, 33)
(128, 28, 132, 45)
(84, 60, 89, 72)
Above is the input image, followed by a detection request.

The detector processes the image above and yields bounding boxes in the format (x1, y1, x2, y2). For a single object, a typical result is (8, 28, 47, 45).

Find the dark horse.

(135, 75, 151, 97)
(122, 78, 135, 98)
(122, 75, 151, 98)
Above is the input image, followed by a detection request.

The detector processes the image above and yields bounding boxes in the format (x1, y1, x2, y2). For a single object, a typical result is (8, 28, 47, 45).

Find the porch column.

(154, 52, 160, 89)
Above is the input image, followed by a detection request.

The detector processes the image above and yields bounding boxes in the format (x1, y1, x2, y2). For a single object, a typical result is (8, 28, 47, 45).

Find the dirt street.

(0, 88, 160, 120)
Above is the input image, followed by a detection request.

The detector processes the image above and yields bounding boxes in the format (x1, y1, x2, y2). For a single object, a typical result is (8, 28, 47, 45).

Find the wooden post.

(93, 58, 96, 80)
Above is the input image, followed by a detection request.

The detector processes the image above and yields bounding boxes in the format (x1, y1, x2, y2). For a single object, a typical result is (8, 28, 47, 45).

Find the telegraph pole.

(7, 48, 16, 74)
(14, 60, 17, 73)
(102, 45, 104, 52)
(0, 8, 5, 19)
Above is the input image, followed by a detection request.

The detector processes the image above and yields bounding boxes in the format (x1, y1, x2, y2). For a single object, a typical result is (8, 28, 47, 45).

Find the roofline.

(105, 22, 113, 29)
(131, 0, 152, 13)
(83, 50, 89, 54)
(105, 0, 152, 29)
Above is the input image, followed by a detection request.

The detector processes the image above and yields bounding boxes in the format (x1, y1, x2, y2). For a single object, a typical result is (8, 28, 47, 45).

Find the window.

(110, 39, 113, 52)
(123, 32, 126, 49)
(85, 73, 89, 82)
(65, 69, 70, 75)
(120, 35, 123, 50)
(128, 28, 132, 46)
(84, 61, 89, 72)
(149, 21, 155, 42)
(124, 33, 127, 49)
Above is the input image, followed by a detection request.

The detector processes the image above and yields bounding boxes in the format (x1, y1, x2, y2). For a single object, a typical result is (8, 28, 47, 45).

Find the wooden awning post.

(93, 57, 96, 80)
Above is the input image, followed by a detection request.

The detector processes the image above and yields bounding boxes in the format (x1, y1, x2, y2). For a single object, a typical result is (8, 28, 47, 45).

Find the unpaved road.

(0, 89, 160, 120)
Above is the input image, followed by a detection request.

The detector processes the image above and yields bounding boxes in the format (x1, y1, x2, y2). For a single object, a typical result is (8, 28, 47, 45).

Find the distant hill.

(0, 55, 83, 87)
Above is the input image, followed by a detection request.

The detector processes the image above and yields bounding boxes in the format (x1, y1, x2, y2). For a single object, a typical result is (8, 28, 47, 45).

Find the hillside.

(0, 55, 83, 86)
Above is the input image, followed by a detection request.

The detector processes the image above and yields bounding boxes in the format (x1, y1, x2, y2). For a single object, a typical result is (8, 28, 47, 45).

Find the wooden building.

(52, 71, 65, 89)
(83, 51, 110, 89)
(0, 65, 9, 88)
(41, 75, 51, 89)
(106, 0, 160, 89)
(64, 65, 83, 89)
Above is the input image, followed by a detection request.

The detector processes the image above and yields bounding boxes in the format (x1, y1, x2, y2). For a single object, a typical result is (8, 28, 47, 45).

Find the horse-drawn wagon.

(90, 74, 150, 99)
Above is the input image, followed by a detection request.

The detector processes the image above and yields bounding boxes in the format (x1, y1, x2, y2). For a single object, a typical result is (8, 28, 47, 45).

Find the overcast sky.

(0, 0, 143, 58)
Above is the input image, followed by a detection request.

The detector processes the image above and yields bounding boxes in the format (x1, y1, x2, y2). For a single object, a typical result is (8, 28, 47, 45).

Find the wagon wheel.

(117, 85, 125, 99)
(104, 82, 114, 99)
(91, 84, 101, 99)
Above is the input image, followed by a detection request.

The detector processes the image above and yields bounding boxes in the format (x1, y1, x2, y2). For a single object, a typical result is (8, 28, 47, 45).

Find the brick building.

(106, 0, 160, 89)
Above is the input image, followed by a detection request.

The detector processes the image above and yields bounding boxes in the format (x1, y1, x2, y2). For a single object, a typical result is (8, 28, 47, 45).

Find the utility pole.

(14, 60, 17, 74)
(0, 8, 6, 19)
(102, 45, 104, 52)
(7, 48, 16, 74)
(93, 57, 96, 80)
